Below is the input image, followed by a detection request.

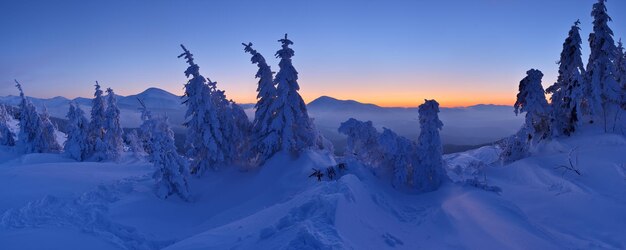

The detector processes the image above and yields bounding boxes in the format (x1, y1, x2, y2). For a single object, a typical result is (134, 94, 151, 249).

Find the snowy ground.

(1, 132, 626, 249)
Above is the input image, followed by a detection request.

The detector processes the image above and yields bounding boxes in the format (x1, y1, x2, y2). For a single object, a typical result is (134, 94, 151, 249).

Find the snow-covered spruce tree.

(0, 104, 16, 146)
(14, 80, 58, 153)
(149, 114, 191, 201)
(586, 0, 621, 130)
(39, 105, 62, 153)
(179, 44, 226, 174)
(88, 81, 107, 161)
(103, 88, 123, 161)
(243, 42, 281, 165)
(338, 118, 384, 167)
(378, 128, 416, 188)
(546, 20, 586, 136)
(64, 102, 90, 160)
(414, 99, 446, 192)
(271, 34, 328, 154)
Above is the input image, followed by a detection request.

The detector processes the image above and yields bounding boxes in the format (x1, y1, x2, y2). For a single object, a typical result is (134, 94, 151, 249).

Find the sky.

(1, 0, 625, 108)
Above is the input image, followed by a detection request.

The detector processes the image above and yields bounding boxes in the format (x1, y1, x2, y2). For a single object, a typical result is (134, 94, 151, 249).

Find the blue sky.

(1, 0, 625, 107)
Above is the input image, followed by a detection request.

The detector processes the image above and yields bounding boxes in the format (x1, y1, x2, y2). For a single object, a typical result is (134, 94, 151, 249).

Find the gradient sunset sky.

(1, 0, 625, 107)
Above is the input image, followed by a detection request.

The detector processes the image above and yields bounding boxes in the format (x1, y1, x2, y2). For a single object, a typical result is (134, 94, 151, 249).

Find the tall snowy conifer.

(414, 100, 445, 192)
(271, 34, 326, 154)
(586, 0, 621, 130)
(546, 20, 586, 136)
(0, 105, 16, 146)
(243, 42, 281, 165)
(64, 102, 90, 160)
(103, 88, 123, 160)
(89, 81, 107, 161)
(179, 44, 226, 174)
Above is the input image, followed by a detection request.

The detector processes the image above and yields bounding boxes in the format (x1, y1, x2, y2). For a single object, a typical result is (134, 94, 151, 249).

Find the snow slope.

(1, 132, 625, 249)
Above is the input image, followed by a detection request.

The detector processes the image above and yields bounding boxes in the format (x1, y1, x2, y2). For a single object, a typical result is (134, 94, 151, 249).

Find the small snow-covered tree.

(378, 128, 416, 188)
(546, 20, 586, 136)
(338, 118, 384, 167)
(88, 81, 107, 161)
(14, 80, 59, 153)
(149, 115, 191, 201)
(414, 99, 446, 192)
(38, 105, 62, 153)
(514, 69, 552, 143)
(502, 69, 551, 162)
(103, 88, 123, 161)
(243, 42, 281, 165)
(179, 45, 226, 174)
(271, 34, 328, 154)
(64, 102, 90, 161)
(0, 105, 16, 146)
(586, 0, 621, 130)
(126, 129, 147, 159)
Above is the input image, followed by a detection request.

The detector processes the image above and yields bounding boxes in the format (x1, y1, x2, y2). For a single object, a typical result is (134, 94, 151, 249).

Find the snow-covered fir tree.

(39, 105, 62, 153)
(414, 99, 446, 192)
(546, 20, 586, 136)
(179, 44, 226, 174)
(64, 102, 90, 161)
(103, 88, 123, 161)
(88, 81, 108, 161)
(271, 34, 328, 154)
(148, 114, 191, 201)
(14, 80, 59, 153)
(586, 0, 621, 130)
(243, 42, 281, 165)
(338, 118, 384, 168)
(0, 104, 16, 146)
(208, 84, 252, 166)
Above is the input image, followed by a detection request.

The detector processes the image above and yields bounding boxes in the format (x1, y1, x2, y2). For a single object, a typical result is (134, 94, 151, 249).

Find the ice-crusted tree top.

(14, 79, 24, 98)
(418, 99, 443, 133)
(560, 20, 585, 76)
(514, 69, 549, 116)
(178, 44, 200, 78)
(588, 0, 617, 73)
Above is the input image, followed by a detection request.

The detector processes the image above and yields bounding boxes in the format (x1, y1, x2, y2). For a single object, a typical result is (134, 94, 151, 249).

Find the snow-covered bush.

(378, 128, 417, 188)
(338, 118, 383, 167)
(64, 102, 90, 161)
(546, 20, 585, 136)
